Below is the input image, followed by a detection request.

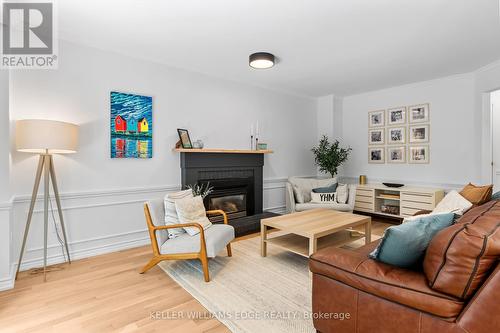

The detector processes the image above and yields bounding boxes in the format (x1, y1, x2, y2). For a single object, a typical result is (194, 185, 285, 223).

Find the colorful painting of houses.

(110, 91, 152, 158)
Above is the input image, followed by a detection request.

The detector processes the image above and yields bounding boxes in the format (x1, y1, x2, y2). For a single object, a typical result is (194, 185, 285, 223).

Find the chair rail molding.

(9, 178, 290, 277)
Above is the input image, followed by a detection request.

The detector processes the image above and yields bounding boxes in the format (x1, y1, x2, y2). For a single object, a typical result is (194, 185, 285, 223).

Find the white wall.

(491, 90, 500, 190)
(0, 71, 13, 290)
(474, 61, 500, 184)
(8, 41, 318, 272)
(340, 73, 476, 188)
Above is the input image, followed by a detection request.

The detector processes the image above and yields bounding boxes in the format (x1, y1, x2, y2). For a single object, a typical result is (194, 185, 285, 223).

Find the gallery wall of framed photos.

(368, 103, 430, 164)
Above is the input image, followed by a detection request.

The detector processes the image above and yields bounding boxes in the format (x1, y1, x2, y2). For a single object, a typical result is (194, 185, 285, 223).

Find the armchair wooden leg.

(200, 255, 210, 282)
(226, 244, 232, 257)
(140, 257, 161, 274)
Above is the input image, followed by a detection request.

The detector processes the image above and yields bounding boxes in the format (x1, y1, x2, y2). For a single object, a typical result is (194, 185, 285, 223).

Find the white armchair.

(140, 199, 234, 282)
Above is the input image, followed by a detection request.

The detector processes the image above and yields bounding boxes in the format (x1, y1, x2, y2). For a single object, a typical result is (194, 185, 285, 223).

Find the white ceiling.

(57, 0, 500, 97)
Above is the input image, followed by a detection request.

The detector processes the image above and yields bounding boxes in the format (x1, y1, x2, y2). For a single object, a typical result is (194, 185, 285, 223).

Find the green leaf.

(311, 135, 352, 177)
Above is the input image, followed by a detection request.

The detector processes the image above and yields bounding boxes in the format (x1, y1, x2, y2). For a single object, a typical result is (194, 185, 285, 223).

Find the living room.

(0, 1, 499, 332)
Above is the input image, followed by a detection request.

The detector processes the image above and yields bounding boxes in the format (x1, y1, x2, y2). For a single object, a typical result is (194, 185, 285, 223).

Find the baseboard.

(265, 205, 286, 214)
(0, 264, 15, 292)
(19, 234, 151, 272)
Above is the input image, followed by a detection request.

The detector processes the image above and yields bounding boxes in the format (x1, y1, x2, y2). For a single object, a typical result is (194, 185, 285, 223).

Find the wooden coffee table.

(260, 208, 371, 257)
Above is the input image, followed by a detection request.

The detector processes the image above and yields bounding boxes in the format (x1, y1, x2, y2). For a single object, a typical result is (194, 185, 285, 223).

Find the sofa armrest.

(457, 263, 500, 333)
(309, 246, 464, 318)
(285, 182, 296, 213)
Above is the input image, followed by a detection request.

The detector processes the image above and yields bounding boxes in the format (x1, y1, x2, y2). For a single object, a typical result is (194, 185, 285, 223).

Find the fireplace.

(178, 150, 277, 236)
(201, 177, 253, 222)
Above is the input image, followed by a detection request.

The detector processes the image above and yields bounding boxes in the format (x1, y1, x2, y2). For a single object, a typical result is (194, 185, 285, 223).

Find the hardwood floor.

(0, 218, 392, 333)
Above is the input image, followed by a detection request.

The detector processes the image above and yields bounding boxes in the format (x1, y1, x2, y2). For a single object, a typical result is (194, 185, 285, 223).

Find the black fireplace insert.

(200, 177, 254, 222)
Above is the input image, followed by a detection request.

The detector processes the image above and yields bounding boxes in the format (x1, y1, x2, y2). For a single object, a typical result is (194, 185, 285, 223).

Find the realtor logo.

(1, 0, 58, 69)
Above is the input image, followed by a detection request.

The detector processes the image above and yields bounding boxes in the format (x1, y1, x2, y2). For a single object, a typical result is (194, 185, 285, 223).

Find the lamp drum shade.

(16, 119, 79, 154)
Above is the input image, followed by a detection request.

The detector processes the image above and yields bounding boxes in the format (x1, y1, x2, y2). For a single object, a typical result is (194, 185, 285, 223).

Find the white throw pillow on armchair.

(164, 189, 193, 238)
(175, 195, 213, 236)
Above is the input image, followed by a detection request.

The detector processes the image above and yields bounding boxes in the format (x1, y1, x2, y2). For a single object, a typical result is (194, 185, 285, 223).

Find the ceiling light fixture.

(249, 52, 275, 69)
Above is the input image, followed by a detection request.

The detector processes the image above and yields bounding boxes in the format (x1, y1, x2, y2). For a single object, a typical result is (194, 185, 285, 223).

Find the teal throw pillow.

(312, 183, 338, 193)
(491, 191, 500, 201)
(369, 213, 454, 268)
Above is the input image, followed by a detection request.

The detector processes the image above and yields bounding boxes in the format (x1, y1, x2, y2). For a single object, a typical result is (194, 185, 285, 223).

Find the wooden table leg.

(365, 218, 372, 244)
(261, 224, 267, 257)
(309, 237, 317, 256)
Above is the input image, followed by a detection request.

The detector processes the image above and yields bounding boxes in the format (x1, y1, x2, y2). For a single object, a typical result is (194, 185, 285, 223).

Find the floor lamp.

(15, 119, 79, 282)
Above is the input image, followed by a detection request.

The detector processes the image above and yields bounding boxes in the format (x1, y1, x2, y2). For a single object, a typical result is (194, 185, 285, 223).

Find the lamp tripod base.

(15, 154, 71, 282)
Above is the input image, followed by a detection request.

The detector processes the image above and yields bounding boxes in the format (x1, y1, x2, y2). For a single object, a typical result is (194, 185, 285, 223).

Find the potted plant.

(311, 135, 352, 177)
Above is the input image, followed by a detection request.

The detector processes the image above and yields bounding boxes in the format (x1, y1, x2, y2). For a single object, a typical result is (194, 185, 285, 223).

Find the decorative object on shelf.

(409, 145, 429, 163)
(177, 128, 193, 148)
(255, 121, 260, 150)
(311, 135, 352, 177)
(380, 204, 400, 215)
(408, 103, 430, 123)
(250, 124, 254, 150)
(249, 52, 275, 69)
(192, 139, 204, 149)
(110, 91, 152, 159)
(185, 182, 214, 199)
(250, 122, 262, 150)
(409, 124, 430, 143)
(387, 107, 406, 125)
(387, 146, 406, 163)
(257, 143, 268, 150)
(368, 147, 385, 163)
(382, 182, 405, 188)
(15, 119, 79, 282)
(368, 110, 385, 127)
(368, 129, 385, 145)
(387, 127, 406, 144)
(359, 175, 367, 185)
(378, 193, 400, 200)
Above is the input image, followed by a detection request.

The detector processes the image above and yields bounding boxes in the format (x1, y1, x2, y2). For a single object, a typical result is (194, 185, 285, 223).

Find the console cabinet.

(355, 184, 444, 218)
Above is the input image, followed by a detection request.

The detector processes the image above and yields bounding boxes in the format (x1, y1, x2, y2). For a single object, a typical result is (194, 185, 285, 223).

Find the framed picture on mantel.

(177, 128, 193, 148)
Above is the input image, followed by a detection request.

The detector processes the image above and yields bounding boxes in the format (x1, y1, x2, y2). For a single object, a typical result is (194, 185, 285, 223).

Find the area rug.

(159, 235, 380, 333)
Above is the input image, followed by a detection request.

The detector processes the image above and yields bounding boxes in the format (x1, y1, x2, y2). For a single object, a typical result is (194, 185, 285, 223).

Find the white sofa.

(285, 177, 357, 213)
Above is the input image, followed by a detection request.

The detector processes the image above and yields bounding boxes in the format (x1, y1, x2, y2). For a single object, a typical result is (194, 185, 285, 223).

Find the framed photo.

(387, 126, 406, 144)
(110, 91, 153, 159)
(409, 124, 429, 143)
(368, 129, 385, 145)
(177, 128, 193, 148)
(409, 145, 429, 164)
(388, 107, 406, 125)
(387, 146, 406, 163)
(368, 147, 385, 164)
(368, 110, 385, 127)
(408, 104, 430, 123)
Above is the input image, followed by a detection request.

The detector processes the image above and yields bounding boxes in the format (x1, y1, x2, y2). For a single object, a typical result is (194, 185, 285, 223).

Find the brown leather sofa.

(309, 200, 500, 333)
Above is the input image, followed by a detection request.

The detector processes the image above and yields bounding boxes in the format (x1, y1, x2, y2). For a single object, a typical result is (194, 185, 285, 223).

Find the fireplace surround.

(177, 150, 276, 236)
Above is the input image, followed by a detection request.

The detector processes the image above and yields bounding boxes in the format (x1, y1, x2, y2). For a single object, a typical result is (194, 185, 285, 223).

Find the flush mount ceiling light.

(249, 52, 275, 69)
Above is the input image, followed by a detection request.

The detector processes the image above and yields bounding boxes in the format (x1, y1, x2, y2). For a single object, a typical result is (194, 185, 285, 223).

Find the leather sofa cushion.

(309, 245, 464, 318)
(424, 200, 500, 299)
